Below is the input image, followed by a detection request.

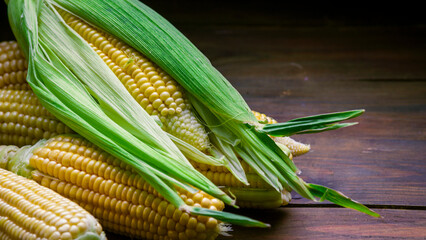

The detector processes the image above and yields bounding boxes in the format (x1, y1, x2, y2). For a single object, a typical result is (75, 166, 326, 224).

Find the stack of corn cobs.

(0, 0, 380, 239)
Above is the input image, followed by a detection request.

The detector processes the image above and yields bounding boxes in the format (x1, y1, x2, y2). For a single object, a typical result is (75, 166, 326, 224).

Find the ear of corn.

(0, 135, 270, 239)
(0, 166, 106, 240)
(56, 9, 247, 184)
(7, 0, 378, 218)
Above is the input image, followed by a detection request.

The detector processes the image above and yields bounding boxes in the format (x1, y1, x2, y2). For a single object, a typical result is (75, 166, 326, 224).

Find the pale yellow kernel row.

(0, 59, 27, 75)
(0, 41, 24, 63)
(0, 90, 73, 146)
(0, 134, 38, 146)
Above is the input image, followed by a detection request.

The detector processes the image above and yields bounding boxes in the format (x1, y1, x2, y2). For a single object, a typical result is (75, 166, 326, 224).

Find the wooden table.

(1, 1, 425, 239)
(106, 3, 426, 239)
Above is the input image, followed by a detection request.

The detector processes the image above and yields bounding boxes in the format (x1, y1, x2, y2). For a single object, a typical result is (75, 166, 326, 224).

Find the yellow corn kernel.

(0, 41, 29, 90)
(0, 168, 105, 239)
(0, 90, 74, 146)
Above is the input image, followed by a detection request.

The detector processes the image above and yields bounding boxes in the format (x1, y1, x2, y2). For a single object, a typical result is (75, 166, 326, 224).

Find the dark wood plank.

(105, 208, 426, 240)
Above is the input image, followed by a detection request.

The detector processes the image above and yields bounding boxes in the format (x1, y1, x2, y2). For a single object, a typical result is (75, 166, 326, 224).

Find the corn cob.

(56, 11, 210, 152)
(0, 165, 106, 240)
(0, 89, 74, 146)
(0, 135, 227, 240)
(0, 41, 30, 91)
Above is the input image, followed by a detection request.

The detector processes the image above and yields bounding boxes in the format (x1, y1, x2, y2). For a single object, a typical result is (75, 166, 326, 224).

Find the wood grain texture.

(215, 208, 426, 240)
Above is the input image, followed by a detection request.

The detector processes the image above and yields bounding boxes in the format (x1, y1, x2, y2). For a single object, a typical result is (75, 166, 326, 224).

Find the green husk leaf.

(209, 133, 248, 185)
(233, 145, 281, 191)
(167, 134, 225, 166)
(7, 139, 46, 178)
(274, 142, 292, 158)
(296, 122, 359, 135)
(0, 146, 19, 170)
(286, 110, 364, 123)
(189, 94, 241, 146)
(232, 122, 314, 199)
(189, 94, 248, 183)
(249, 124, 299, 173)
(75, 232, 106, 240)
(261, 110, 364, 137)
(307, 183, 380, 218)
(189, 207, 270, 228)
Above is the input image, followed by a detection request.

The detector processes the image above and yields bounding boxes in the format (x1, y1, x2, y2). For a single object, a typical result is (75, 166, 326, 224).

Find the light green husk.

(8, 0, 378, 218)
(6, 139, 46, 178)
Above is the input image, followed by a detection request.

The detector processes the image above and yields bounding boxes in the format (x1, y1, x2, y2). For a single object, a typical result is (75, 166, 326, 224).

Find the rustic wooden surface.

(1, 1, 425, 239)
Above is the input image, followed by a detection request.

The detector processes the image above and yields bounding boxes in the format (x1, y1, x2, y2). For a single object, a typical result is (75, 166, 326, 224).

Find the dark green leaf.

(307, 183, 381, 218)
(190, 207, 270, 228)
(261, 110, 364, 137)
